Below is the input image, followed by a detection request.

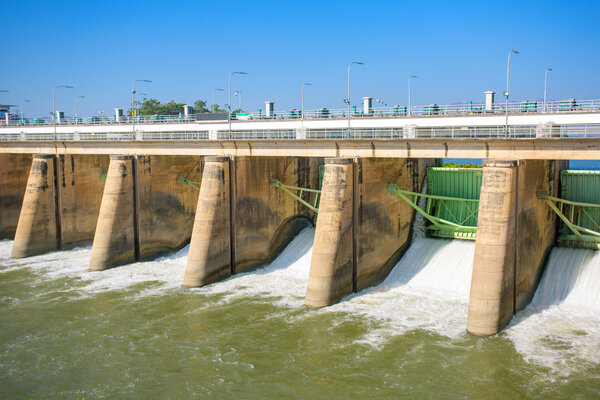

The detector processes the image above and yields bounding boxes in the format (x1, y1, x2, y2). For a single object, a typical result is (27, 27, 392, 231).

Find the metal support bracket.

(537, 189, 600, 250)
(387, 184, 478, 240)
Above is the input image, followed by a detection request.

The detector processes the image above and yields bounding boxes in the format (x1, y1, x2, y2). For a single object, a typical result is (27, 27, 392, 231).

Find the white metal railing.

(1, 124, 599, 142)
(2, 99, 599, 127)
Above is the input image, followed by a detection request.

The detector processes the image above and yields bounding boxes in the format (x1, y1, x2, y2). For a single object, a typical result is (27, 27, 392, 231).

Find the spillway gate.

(538, 170, 600, 250)
(388, 167, 482, 240)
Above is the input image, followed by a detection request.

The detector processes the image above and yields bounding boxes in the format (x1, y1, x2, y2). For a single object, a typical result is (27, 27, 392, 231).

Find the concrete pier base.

(305, 157, 434, 307)
(305, 158, 354, 307)
(184, 156, 320, 287)
(467, 159, 565, 336)
(89, 156, 136, 270)
(184, 156, 232, 286)
(11, 155, 59, 258)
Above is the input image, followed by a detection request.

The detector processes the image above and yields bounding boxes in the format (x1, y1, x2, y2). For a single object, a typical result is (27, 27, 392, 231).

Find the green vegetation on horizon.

(129, 98, 230, 116)
(440, 162, 482, 168)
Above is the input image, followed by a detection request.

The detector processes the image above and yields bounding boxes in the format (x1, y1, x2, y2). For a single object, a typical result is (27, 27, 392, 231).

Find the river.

(1, 226, 599, 399)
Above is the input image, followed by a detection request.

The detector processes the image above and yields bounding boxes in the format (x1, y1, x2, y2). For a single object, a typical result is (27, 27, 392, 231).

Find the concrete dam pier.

(0, 149, 597, 336)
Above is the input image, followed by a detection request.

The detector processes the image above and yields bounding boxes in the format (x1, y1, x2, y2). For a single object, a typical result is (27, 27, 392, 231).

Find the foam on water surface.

(324, 238, 476, 343)
(506, 247, 600, 373)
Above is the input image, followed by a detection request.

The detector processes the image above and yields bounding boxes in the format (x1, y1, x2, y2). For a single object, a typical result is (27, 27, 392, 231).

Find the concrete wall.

(467, 159, 565, 336)
(356, 158, 434, 290)
(59, 155, 109, 249)
(184, 156, 321, 287)
(233, 156, 320, 272)
(137, 155, 201, 260)
(0, 154, 31, 239)
(305, 157, 435, 308)
(90, 155, 202, 270)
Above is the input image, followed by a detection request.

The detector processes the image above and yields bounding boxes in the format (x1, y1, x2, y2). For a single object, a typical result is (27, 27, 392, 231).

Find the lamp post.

(21, 99, 30, 125)
(131, 79, 151, 137)
(302, 83, 312, 119)
(76, 95, 85, 124)
(408, 75, 417, 116)
(234, 90, 242, 110)
(544, 67, 552, 113)
(228, 71, 247, 139)
(504, 49, 519, 137)
(346, 61, 364, 138)
(212, 88, 223, 112)
(53, 85, 73, 140)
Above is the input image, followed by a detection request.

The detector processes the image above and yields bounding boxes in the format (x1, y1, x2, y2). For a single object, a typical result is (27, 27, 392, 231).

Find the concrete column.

(305, 158, 354, 308)
(467, 159, 565, 336)
(183, 156, 231, 287)
(89, 155, 136, 271)
(467, 160, 517, 336)
(11, 155, 60, 258)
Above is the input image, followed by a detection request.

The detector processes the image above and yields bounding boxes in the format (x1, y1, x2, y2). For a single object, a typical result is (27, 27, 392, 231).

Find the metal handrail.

(2, 98, 599, 127)
(2, 124, 600, 141)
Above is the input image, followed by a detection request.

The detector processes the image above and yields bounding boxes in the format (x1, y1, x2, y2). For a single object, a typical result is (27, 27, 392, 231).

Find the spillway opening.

(506, 246, 600, 371)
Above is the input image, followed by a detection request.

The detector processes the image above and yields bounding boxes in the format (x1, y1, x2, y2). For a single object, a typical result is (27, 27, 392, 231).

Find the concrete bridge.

(1, 110, 599, 337)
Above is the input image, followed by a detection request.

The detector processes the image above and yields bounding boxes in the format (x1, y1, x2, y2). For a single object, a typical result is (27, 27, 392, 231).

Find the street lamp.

(21, 99, 30, 124)
(228, 71, 247, 138)
(76, 95, 85, 123)
(346, 61, 364, 137)
(131, 79, 152, 136)
(234, 90, 242, 110)
(408, 75, 417, 116)
(544, 67, 552, 113)
(504, 49, 519, 136)
(212, 88, 223, 112)
(53, 85, 73, 139)
(302, 83, 312, 119)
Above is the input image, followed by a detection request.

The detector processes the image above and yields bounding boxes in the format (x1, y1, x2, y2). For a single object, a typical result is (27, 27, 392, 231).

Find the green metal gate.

(388, 167, 482, 240)
(538, 170, 600, 250)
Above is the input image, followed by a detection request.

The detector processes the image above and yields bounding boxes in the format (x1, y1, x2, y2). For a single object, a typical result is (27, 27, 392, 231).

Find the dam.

(1, 105, 600, 397)
(1, 105, 599, 339)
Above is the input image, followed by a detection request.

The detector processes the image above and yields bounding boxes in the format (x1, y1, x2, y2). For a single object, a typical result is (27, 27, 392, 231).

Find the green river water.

(1, 228, 599, 399)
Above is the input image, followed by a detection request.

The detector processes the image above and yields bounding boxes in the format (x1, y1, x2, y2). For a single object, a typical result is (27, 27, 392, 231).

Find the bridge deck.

(0, 138, 598, 160)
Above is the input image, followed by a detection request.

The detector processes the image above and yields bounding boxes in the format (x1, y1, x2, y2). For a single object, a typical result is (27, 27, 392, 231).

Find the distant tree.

(129, 98, 213, 116)
(194, 100, 210, 114)
(211, 104, 226, 113)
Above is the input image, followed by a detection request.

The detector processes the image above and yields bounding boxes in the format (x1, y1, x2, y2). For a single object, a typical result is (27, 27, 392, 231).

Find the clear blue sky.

(2, 0, 599, 118)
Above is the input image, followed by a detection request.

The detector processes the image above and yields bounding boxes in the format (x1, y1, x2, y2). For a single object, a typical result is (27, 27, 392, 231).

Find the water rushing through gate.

(1, 221, 600, 397)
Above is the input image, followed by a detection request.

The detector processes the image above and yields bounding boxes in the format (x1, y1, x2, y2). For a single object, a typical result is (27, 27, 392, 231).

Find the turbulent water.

(1, 229, 600, 398)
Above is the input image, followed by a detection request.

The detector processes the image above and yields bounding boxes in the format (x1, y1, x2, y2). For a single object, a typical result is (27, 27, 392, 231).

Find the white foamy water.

(325, 237, 476, 343)
(0, 228, 315, 306)
(0, 241, 188, 297)
(506, 247, 600, 373)
(193, 227, 314, 308)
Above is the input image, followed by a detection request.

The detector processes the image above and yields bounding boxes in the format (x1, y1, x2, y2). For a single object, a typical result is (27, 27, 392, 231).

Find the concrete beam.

(0, 138, 599, 160)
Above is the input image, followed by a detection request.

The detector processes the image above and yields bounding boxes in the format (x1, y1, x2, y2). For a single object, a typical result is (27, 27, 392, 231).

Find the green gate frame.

(269, 180, 321, 214)
(387, 184, 478, 240)
(176, 176, 202, 191)
(269, 165, 324, 224)
(537, 189, 600, 250)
